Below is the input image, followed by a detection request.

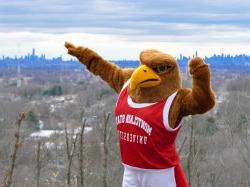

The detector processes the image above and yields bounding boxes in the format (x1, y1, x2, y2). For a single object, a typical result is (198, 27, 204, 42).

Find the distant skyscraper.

(179, 54, 183, 61)
(32, 48, 35, 57)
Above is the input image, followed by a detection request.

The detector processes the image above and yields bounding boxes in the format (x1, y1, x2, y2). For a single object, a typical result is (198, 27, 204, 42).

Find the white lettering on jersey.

(118, 130, 148, 145)
(116, 114, 152, 136)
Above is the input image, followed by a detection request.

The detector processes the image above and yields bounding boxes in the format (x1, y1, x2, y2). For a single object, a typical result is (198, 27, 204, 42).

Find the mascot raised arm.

(65, 42, 215, 187)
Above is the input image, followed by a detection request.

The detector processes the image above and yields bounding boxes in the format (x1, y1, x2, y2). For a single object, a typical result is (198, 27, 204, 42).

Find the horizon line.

(1, 48, 250, 61)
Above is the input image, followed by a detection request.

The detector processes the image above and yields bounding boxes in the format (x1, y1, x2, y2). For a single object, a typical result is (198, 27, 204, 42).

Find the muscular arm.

(65, 42, 133, 93)
(179, 57, 216, 117)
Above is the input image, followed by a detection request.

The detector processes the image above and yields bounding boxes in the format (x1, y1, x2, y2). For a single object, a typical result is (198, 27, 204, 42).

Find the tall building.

(179, 54, 183, 61)
(32, 48, 35, 57)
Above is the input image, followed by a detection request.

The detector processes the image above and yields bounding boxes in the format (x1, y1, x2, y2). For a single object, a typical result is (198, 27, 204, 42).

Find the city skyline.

(1, 48, 250, 71)
(2, 48, 250, 60)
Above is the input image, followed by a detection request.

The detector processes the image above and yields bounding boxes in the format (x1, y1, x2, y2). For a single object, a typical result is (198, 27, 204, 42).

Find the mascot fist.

(188, 57, 209, 76)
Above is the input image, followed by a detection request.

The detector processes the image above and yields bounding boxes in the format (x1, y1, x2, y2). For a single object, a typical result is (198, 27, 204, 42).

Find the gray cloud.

(0, 0, 250, 40)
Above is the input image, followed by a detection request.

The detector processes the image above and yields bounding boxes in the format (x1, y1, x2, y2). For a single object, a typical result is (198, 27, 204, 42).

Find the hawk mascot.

(65, 42, 215, 187)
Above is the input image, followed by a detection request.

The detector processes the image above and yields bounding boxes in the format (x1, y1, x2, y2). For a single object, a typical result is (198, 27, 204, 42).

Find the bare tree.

(36, 140, 41, 187)
(178, 136, 187, 155)
(78, 118, 86, 187)
(187, 116, 195, 186)
(65, 125, 79, 186)
(102, 113, 110, 187)
(2, 112, 25, 187)
(186, 116, 202, 187)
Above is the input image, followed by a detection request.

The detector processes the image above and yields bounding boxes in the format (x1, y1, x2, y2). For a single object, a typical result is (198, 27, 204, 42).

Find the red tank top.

(115, 80, 182, 169)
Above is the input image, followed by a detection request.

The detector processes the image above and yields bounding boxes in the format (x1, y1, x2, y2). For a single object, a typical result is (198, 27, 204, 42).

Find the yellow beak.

(130, 65, 161, 91)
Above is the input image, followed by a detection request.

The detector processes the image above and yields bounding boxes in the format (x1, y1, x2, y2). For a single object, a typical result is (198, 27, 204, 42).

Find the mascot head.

(128, 49, 182, 103)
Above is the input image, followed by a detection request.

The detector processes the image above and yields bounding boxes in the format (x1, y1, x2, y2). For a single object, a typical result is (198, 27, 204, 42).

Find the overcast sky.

(1, 0, 250, 60)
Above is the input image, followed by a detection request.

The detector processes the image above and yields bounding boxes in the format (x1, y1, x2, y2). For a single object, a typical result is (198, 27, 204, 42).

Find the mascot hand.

(65, 42, 89, 65)
(188, 57, 209, 76)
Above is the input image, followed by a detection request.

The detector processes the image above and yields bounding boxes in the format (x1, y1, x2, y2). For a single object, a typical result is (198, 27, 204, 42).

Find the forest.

(0, 66, 249, 187)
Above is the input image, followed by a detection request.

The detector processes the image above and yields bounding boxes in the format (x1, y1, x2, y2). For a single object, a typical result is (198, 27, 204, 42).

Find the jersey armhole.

(121, 79, 130, 92)
(115, 79, 130, 107)
(163, 91, 183, 132)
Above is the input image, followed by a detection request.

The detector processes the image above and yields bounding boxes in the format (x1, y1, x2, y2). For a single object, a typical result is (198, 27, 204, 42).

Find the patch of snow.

(84, 127, 93, 134)
(217, 96, 224, 104)
(50, 104, 55, 113)
(30, 130, 58, 138)
(45, 142, 55, 149)
(30, 127, 93, 139)
(39, 120, 44, 130)
(54, 96, 65, 103)
(74, 126, 93, 134)
(82, 116, 97, 124)
(58, 122, 63, 127)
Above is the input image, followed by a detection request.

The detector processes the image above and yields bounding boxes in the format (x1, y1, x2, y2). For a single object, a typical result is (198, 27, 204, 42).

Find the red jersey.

(115, 80, 183, 169)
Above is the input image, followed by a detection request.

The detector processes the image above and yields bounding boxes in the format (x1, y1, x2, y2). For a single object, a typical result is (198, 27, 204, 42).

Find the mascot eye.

(153, 65, 171, 74)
